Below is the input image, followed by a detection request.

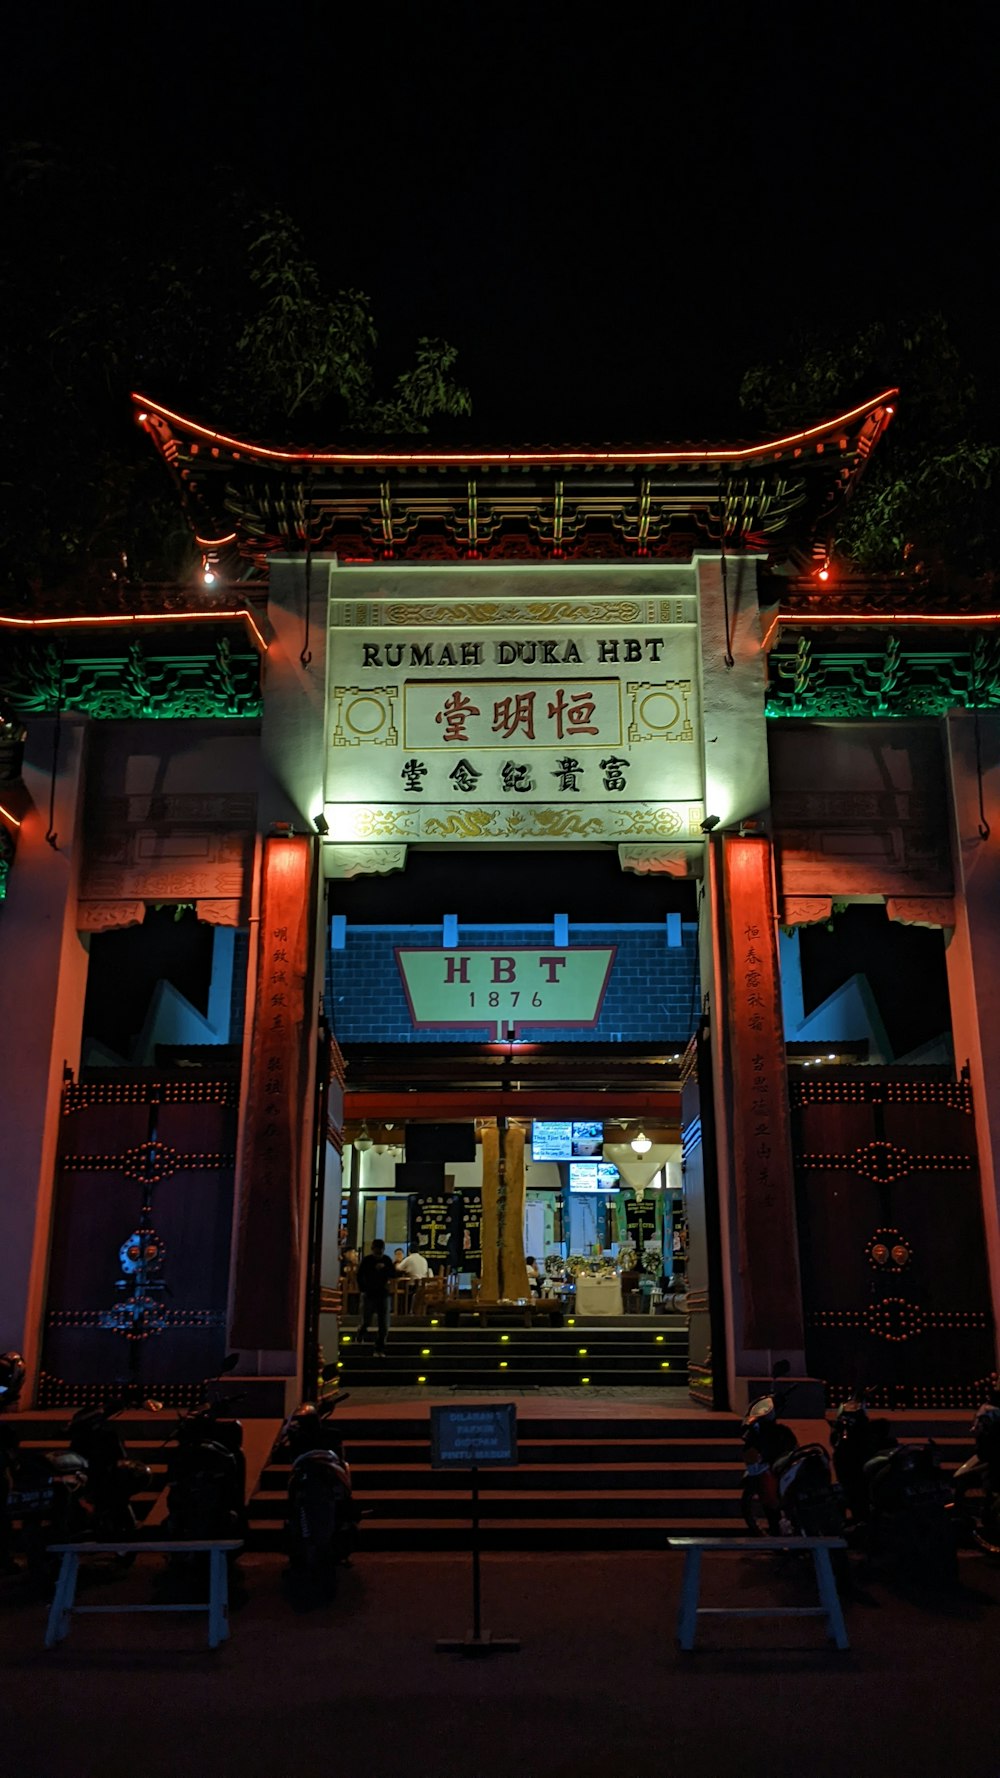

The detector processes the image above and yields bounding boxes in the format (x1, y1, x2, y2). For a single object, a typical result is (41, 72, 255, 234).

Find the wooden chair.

(413, 1274, 446, 1316)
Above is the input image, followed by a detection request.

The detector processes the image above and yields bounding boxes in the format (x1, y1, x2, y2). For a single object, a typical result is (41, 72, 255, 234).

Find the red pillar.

(230, 834, 312, 1351)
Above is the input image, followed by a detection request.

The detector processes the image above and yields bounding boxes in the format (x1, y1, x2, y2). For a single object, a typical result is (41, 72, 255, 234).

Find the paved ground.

(3, 1548, 1000, 1778)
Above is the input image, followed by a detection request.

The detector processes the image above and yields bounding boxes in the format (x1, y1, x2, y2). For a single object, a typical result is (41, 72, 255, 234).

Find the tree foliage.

(740, 314, 1000, 579)
(2, 157, 470, 602)
(230, 214, 470, 434)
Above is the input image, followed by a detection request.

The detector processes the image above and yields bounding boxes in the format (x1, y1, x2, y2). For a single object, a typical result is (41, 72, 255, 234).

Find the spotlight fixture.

(631, 1129, 652, 1156)
(313, 812, 330, 836)
(700, 814, 721, 833)
(355, 1122, 373, 1153)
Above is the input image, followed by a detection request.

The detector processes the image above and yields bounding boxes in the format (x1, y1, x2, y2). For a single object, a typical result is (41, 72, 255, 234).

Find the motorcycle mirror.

(219, 1353, 240, 1375)
(772, 1358, 791, 1379)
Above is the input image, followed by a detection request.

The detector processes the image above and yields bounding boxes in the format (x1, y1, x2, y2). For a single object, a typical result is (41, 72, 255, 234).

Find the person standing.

(357, 1239, 399, 1357)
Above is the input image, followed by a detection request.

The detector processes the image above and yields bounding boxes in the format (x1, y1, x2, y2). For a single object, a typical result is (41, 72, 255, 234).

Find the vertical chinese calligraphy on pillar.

(230, 835, 311, 1350)
(723, 837, 804, 1349)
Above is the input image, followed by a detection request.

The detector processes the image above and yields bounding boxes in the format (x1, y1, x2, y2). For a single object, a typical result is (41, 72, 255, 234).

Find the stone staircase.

(248, 1405, 746, 1550)
(6, 1402, 975, 1556)
(334, 1318, 688, 1392)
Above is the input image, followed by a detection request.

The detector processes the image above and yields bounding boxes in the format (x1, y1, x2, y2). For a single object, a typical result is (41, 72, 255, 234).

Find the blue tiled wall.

(326, 923, 698, 1044)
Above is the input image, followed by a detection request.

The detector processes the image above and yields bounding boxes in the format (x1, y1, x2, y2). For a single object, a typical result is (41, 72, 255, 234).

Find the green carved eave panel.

(0, 634, 262, 720)
(0, 828, 12, 901)
(767, 633, 1000, 719)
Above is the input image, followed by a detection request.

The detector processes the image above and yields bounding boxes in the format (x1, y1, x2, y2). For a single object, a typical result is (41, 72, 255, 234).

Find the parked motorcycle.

(0, 1427, 88, 1584)
(165, 1357, 247, 1545)
(68, 1398, 153, 1550)
(741, 1363, 847, 1548)
(863, 1437, 957, 1586)
(272, 1371, 359, 1607)
(951, 1394, 1000, 1557)
(831, 1396, 897, 1528)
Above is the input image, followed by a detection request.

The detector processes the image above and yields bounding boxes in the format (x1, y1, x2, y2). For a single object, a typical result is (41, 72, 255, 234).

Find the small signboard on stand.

(431, 1404, 520, 1657)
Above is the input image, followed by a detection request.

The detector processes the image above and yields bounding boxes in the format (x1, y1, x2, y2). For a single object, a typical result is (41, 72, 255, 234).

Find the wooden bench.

(667, 1536, 849, 1652)
(45, 1540, 243, 1650)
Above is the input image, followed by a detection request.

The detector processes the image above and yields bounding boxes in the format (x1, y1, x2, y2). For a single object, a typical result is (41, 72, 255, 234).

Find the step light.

(655, 1335, 664, 1343)
(501, 1334, 509, 1343)
(661, 1362, 670, 1369)
(578, 1348, 588, 1356)
(500, 1362, 508, 1369)
(417, 1375, 427, 1383)
(581, 1377, 590, 1385)
(421, 1348, 430, 1356)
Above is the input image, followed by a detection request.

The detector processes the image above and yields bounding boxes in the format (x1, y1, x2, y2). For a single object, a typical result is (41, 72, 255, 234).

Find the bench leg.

(812, 1546, 849, 1651)
(208, 1547, 230, 1648)
(45, 1552, 79, 1649)
(676, 1548, 702, 1651)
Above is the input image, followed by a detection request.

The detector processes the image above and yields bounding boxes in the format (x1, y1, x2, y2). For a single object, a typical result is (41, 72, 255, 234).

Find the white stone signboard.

(323, 569, 704, 847)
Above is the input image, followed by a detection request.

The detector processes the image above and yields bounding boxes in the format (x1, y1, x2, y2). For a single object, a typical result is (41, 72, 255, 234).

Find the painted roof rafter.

(132, 391, 897, 568)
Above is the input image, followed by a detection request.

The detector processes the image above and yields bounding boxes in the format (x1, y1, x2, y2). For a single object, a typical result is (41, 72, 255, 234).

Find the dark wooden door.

(791, 1066, 995, 1408)
(40, 1072, 237, 1409)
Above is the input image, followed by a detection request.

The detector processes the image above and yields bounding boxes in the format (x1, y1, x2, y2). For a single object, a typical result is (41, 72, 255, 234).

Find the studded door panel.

(791, 1067, 995, 1409)
(39, 1074, 237, 1409)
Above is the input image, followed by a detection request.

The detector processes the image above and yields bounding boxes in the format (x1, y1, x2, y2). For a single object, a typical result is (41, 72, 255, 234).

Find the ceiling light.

(631, 1130, 652, 1156)
(355, 1122, 373, 1153)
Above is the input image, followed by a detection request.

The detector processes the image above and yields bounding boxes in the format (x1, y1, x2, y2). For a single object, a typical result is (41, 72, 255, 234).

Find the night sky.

(8, 1, 1000, 440)
(8, 3, 990, 1051)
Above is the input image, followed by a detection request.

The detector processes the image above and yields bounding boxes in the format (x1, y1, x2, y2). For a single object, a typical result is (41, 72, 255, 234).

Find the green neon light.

(767, 633, 1000, 719)
(0, 635, 262, 721)
(0, 830, 13, 903)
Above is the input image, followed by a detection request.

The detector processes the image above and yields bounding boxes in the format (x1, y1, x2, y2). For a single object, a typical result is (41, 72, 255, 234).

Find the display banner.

(230, 836, 310, 1349)
(722, 837, 804, 1349)
(409, 1189, 483, 1273)
(451, 1189, 483, 1272)
(624, 1197, 660, 1246)
(411, 1191, 451, 1264)
(396, 945, 615, 1038)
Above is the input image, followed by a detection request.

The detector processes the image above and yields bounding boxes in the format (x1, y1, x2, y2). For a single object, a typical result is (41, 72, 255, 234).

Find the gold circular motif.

(638, 691, 680, 733)
(344, 696, 387, 737)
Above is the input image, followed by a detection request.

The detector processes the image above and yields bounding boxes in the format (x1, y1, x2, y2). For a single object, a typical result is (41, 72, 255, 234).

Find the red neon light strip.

(0, 608, 268, 653)
(773, 610, 1000, 629)
(0, 801, 22, 830)
(133, 389, 899, 470)
(194, 532, 238, 548)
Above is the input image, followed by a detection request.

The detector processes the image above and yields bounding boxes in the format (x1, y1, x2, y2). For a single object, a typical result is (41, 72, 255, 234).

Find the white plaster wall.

(259, 558, 330, 829)
(695, 554, 770, 828)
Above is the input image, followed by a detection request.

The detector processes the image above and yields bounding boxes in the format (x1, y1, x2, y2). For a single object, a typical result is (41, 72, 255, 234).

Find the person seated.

(395, 1247, 431, 1280)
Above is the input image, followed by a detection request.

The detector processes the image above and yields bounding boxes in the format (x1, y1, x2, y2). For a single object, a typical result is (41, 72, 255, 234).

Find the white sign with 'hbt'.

(395, 946, 616, 1037)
